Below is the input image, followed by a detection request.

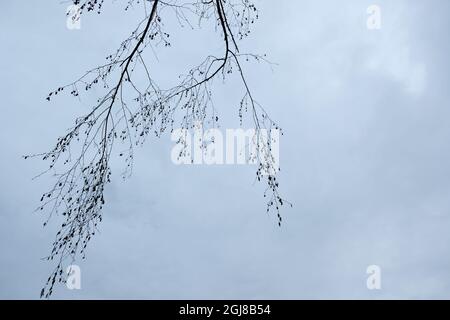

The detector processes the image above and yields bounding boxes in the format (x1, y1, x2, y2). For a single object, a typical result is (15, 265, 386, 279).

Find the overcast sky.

(1, 0, 450, 299)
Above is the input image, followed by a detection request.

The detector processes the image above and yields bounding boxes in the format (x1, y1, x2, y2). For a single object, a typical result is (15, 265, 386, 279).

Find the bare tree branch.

(26, 0, 290, 298)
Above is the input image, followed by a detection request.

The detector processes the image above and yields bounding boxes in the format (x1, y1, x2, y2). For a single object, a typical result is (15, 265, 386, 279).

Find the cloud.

(0, 0, 449, 299)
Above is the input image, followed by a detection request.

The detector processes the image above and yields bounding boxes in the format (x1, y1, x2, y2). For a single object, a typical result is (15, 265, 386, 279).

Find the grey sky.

(1, 0, 450, 299)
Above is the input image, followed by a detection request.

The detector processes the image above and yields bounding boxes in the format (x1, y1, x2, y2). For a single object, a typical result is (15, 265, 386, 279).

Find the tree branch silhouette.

(26, 0, 290, 298)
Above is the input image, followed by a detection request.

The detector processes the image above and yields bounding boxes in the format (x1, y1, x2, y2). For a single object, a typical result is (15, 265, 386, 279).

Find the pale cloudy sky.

(1, 0, 450, 299)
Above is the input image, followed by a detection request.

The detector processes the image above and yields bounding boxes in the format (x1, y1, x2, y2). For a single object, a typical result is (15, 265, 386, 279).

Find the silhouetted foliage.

(26, 0, 290, 298)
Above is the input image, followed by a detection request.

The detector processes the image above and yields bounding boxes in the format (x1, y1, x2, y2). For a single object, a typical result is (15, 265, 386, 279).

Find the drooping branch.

(28, 0, 290, 299)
